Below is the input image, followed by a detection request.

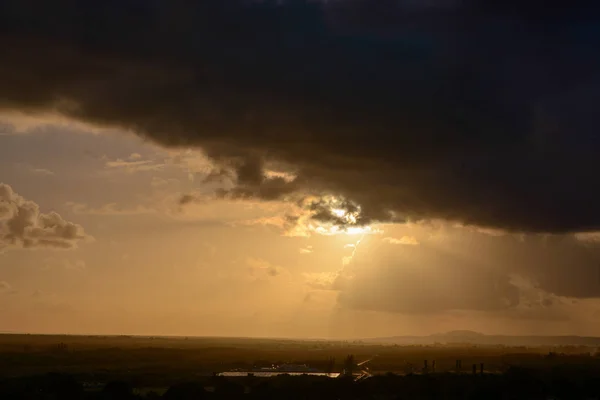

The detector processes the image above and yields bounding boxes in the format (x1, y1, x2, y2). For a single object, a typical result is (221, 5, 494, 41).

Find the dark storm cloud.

(1, 0, 600, 232)
(219, 156, 301, 200)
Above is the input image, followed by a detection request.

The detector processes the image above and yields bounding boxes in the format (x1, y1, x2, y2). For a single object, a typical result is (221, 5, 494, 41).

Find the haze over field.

(1, 0, 600, 339)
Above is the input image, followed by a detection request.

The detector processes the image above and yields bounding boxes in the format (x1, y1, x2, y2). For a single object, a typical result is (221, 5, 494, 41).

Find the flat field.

(0, 334, 598, 387)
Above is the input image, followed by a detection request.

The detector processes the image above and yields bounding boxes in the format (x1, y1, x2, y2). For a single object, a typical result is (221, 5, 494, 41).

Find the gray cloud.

(0, 183, 90, 251)
(1, 1, 600, 233)
(499, 234, 600, 299)
(215, 156, 300, 201)
(439, 230, 600, 300)
(334, 238, 521, 314)
(321, 226, 600, 316)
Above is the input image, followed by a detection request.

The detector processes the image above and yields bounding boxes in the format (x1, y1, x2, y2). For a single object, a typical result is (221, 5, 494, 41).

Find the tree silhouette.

(325, 357, 336, 374)
(42, 373, 83, 400)
(343, 354, 355, 377)
(163, 382, 207, 400)
(101, 381, 135, 400)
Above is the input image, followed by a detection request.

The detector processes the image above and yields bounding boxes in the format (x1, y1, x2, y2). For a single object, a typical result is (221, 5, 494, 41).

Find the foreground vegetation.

(4, 370, 600, 399)
(2, 334, 600, 399)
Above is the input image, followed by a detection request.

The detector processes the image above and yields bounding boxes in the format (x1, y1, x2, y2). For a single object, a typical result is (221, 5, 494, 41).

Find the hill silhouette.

(368, 331, 600, 347)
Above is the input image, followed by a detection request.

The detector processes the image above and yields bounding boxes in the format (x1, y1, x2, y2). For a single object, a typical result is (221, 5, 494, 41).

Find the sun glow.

(331, 208, 346, 218)
(312, 224, 376, 236)
(293, 195, 382, 236)
(313, 207, 380, 236)
(330, 206, 359, 225)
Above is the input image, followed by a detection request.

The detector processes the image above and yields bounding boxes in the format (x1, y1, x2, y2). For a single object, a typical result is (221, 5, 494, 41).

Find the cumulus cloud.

(0, 183, 89, 251)
(1, 1, 599, 233)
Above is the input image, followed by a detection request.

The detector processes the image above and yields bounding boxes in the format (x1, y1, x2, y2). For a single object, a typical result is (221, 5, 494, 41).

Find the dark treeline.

(3, 368, 600, 400)
(4, 336, 600, 398)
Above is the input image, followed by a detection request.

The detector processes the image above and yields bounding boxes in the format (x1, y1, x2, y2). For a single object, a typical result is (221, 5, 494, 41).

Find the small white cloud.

(474, 227, 507, 237)
(128, 153, 142, 160)
(66, 202, 156, 216)
(104, 157, 165, 172)
(14, 163, 55, 176)
(303, 272, 338, 290)
(29, 167, 55, 176)
(383, 236, 419, 245)
(264, 170, 297, 183)
(454, 223, 508, 237)
(299, 245, 313, 254)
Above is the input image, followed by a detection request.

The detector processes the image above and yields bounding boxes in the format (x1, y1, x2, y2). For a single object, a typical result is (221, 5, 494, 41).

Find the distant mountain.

(433, 330, 485, 340)
(367, 331, 600, 347)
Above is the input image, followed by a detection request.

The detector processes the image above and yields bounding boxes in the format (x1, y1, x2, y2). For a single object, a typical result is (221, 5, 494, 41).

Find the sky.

(1, 0, 600, 338)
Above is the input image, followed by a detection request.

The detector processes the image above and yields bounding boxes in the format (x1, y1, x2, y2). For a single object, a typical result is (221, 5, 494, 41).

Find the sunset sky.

(1, 0, 600, 338)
